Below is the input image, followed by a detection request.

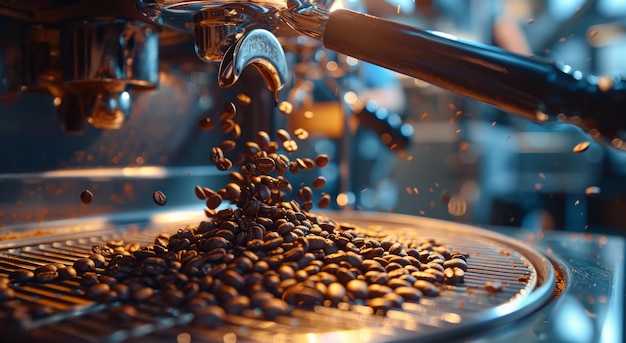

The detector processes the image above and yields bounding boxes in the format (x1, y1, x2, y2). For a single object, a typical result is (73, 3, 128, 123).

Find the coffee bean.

(85, 283, 111, 299)
(220, 119, 237, 133)
(152, 191, 167, 206)
(9, 269, 34, 284)
(210, 147, 224, 164)
(225, 295, 250, 314)
(346, 279, 368, 300)
(223, 102, 237, 117)
(143, 257, 167, 275)
(318, 194, 331, 209)
(57, 267, 77, 281)
(325, 282, 346, 303)
(443, 258, 468, 271)
(444, 267, 465, 284)
(282, 140, 298, 153)
(367, 297, 392, 313)
(220, 139, 237, 152)
(261, 298, 289, 318)
(109, 304, 137, 322)
(367, 284, 393, 298)
(132, 287, 154, 302)
(312, 176, 326, 189)
(80, 190, 94, 205)
(0, 284, 15, 301)
(276, 129, 291, 142)
(194, 305, 225, 327)
(315, 154, 329, 168)
(425, 262, 444, 273)
(394, 286, 422, 301)
(74, 258, 96, 274)
(198, 117, 214, 130)
(205, 194, 222, 210)
(162, 289, 185, 307)
(293, 128, 309, 140)
(256, 156, 276, 174)
(413, 280, 439, 297)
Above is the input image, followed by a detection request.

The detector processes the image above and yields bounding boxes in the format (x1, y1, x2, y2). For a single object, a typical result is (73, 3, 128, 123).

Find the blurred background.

(2, 0, 626, 238)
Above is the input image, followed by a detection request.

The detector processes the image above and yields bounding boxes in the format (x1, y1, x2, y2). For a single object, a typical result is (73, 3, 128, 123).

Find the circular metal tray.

(0, 211, 556, 343)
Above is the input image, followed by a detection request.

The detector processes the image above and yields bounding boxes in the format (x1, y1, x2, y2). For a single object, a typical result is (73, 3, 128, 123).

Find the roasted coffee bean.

(220, 119, 237, 133)
(383, 292, 405, 307)
(80, 274, 99, 287)
(315, 154, 329, 168)
(425, 261, 445, 273)
(325, 282, 346, 303)
(220, 139, 237, 152)
(318, 193, 331, 209)
(162, 289, 185, 307)
(88, 253, 107, 268)
(384, 262, 403, 272)
(0, 284, 15, 301)
(367, 297, 393, 313)
(152, 191, 167, 206)
(225, 183, 241, 200)
(109, 304, 137, 322)
(443, 258, 468, 272)
(413, 280, 439, 297)
(112, 284, 130, 301)
(346, 279, 368, 300)
(225, 295, 250, 315)
(387, 278, 411, 289)
(198, 117, 214, 131)
(85, 283, 111, 299)
(223, 101, 237, 117)
(35, 264, 57, 274)
(412, 271, 438, 284)
(193, 305, 225, 327)
(73, 258, 96, 274)
(293, 128, 309, 140)
(444, 267, 465, 284)
(312, 176, 326, 189)
(210, 147, 224, 164)
(276, 129, 291, 142)
(205, 194, 222, 210)
(367, 284, 393, 298)
(80, 189, 94, 205)
(34, 267, 58, 283)
(194, 185, 208, 201)
(57, 267, 77, 281)
(394, 286, 422, 301)
(255, 130, 271, 148)
(256, 156, 276, 174)
(222, 270, 245, 290)
(107, 239, 125, 248)
(261, 298, 289, 318)
(282, 139, 298, 153)
(9, 269, 34, 284)
(132, 286, 154, 302)
(143, 257, 167, 275)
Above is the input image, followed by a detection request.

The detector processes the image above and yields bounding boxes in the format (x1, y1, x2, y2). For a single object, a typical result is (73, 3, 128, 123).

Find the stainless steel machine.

(0, 1, 623, 342)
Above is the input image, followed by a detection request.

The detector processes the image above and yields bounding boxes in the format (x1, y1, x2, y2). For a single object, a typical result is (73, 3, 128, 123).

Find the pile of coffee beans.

(1, 101, 470, 327)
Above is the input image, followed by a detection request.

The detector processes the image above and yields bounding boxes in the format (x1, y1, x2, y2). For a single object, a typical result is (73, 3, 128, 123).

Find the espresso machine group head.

(0, 0, 159, 132)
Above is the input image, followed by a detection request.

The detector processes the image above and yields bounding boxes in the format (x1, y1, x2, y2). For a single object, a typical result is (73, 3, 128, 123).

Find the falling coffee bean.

(80, 190, 94, 205)
(152, 191, 167, 206)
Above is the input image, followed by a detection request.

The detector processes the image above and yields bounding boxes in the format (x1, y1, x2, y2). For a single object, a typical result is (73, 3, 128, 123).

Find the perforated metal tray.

(0, 210, 556, 342)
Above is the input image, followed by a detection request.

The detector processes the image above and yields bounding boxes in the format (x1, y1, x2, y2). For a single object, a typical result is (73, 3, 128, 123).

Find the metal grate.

(0, 212, 555, 342)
